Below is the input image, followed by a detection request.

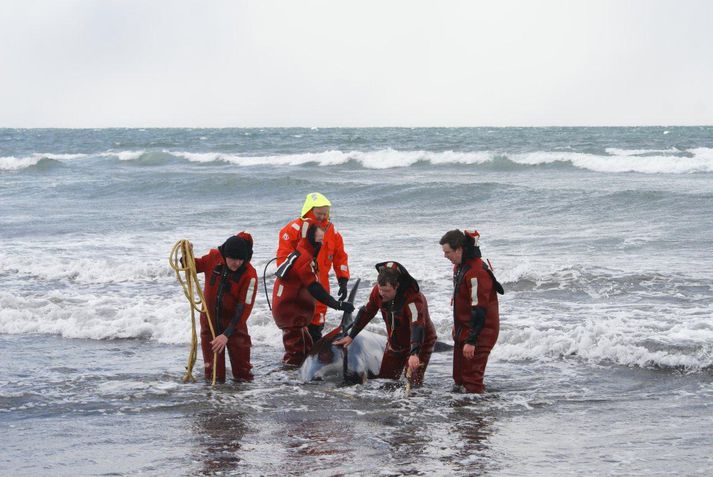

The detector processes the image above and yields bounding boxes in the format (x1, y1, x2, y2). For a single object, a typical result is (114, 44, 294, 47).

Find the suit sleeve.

(465, 266, 493, 310)
(331, 230, 350, 280)
(404, 293, 429, 329)
(276, 221, 301, 266)
(404, 293, 429, 354)
(194, 250, 216, 274)
(238, 268, 258, 323)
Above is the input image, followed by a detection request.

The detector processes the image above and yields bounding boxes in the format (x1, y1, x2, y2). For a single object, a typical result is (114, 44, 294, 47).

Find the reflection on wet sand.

(377, 420, 433, 474)
(282, 414, 357, 462)
(185, 366, 501, 475)
(440, 398, 498, 475)
(192, 408, 247, 476)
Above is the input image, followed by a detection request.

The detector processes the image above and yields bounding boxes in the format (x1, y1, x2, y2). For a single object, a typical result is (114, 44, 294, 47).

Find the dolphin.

(299, 278, 453, 384)
(300, 327, 386, 384)
(300, 278, 385, 384)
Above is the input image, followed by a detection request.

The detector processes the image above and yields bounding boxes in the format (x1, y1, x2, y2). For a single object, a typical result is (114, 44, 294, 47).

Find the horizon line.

(2, 124, 713, 130)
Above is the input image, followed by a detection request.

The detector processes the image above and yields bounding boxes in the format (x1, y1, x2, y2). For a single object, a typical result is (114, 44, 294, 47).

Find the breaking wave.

(170, 148, 713, 173)
(0, 153, 85, 171)
(3, 148, 713, 173)
(1, 250, 711, 373)
(496, 314, 713, 373)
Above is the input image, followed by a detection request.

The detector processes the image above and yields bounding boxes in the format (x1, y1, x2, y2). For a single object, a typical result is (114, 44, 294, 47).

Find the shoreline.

(2, 334, 712, 476)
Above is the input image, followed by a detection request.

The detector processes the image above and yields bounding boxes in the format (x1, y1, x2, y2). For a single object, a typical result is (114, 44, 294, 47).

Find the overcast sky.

(1, 0, 712, 127)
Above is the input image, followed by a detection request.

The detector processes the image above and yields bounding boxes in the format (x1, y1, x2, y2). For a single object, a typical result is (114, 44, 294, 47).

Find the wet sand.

(2, 335, 712, 476)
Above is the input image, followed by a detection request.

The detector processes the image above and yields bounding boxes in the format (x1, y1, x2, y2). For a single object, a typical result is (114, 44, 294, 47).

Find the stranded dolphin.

(299, 278, 453, 384)
(300, 278, 386, 384)
(300, 325, 386, 383)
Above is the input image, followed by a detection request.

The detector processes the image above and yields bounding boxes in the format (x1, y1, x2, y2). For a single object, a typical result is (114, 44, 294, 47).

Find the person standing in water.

(440, 229, 503, 393)
(276, 192, 351, 344)
(194, 232, 257, 382)
(272, 221, 354, 366)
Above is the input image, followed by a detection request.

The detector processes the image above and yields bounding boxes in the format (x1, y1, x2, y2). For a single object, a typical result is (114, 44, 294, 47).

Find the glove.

(337, 300, 355, 313)
(337, 278, 349, 301)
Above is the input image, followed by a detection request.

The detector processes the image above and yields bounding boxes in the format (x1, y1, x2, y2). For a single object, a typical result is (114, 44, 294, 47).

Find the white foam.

(689, 147, 713, 160)
(41, 153, 88, 160)
(0, 242, 284, 345)
(0, 251, 171, 285)
(0, 286, 281, 345)
(0, 290, 180, 342)
(98, 150, 145, 161)
(2, 241, 712, 373)
(495, 309, 713, 371)
(0, 153, 88, 170)
(0, 155, 43, 170)
(510, 151, 713, 174)
(605, 147, 680, 156)
(166, 148, 713, 173)
(0, 151, 148, 170)
(3, 147, 713, 173)
(171, 149, 494, 169)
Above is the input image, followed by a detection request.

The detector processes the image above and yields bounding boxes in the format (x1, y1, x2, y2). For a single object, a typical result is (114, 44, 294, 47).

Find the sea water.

(1, 127, 712, 475)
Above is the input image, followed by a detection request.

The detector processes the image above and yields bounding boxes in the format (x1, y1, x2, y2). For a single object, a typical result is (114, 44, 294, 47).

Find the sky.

(1, 0, 712, 127)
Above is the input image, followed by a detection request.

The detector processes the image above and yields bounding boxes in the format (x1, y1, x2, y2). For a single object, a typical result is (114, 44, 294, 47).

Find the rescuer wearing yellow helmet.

(275, 193, 350, 344)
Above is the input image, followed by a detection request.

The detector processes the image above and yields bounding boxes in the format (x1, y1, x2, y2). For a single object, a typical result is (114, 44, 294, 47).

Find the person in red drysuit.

(194, 232, 258, 382)
(276, 192, 350, 344)
(272, 221, 354, 366)
(440, 229, 504, 393)
(334, 261, 437, 386)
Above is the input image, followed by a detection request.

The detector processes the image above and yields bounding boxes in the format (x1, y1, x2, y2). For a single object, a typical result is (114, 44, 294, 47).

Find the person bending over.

(335, 262, 437, 386)
(272, 221, 354, 366)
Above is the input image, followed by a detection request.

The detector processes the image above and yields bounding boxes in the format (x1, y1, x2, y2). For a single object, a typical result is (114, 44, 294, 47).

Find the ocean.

(1, 127, 712, 475)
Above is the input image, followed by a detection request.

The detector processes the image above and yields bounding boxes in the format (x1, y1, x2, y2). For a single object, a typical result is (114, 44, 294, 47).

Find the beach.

(2, 127, 713, 475)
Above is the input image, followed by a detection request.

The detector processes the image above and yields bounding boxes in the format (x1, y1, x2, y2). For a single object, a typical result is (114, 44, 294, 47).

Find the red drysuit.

(195, 246, 257, 382)
(349, 262, 437, 385)
(451, 256, 500, 393)
(272, 229, 322, 365)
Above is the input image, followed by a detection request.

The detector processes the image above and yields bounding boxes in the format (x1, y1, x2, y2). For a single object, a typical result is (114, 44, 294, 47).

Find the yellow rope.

(169, 240, 217, 386)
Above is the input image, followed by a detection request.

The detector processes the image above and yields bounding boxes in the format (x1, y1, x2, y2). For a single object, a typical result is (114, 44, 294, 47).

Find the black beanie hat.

(220, 236, 249, 260)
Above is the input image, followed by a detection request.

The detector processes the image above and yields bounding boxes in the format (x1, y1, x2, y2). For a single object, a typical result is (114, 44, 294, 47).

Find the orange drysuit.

(276, 210, 349, 326)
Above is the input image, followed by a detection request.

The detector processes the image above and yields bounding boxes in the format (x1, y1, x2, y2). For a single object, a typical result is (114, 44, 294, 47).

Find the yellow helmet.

(300, 192, 332, 218)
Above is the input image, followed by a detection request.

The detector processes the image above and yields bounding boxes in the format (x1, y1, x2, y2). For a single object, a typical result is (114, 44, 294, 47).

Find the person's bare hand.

(211, 334, 228, 354)
(333, 336, 353, 347)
